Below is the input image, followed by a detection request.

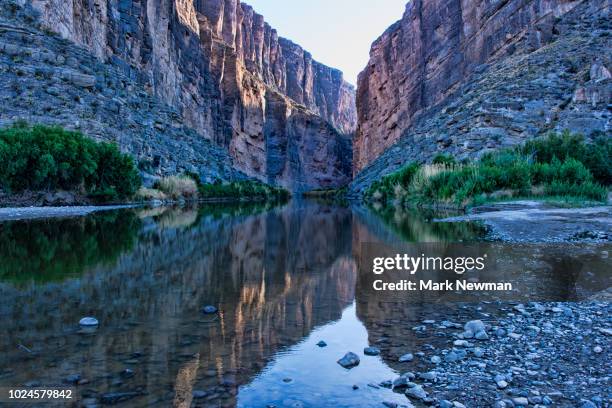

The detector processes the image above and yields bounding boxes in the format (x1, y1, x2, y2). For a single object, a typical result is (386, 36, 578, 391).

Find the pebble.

(316, 340, 327, 347)
(398, 353, 414, 362)
(496, 380, 508, 389)
(363, 346, 380, 356)
(593, 346, 602, 353)
(79, 317, 99, 326)
(405, 384, 428, 400)
(513, 397, 529, 406)
(202, 305, 218, 314)
(430, 355, 441, 364)
(453, 340, 470, 347)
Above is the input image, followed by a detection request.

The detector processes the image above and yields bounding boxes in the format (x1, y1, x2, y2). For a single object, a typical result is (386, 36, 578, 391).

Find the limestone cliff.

(12, 0, 356, 191)
(353, 0, 611, 178)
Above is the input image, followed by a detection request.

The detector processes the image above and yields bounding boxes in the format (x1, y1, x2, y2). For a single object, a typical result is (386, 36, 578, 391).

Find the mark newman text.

(373, 279, 513, 291)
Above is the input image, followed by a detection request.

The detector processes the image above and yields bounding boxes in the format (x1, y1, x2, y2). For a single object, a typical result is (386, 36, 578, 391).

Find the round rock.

(202, 305, 218, 314)
(79, 317, 99, 326)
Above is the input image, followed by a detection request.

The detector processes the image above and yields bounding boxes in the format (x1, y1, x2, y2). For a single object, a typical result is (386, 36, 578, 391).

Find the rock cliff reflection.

(0, 201, 608, 407)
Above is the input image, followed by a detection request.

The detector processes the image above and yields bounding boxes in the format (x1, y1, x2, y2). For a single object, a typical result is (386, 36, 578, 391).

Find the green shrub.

(521, 132, 611, 185)
(0, 124, 141, 199)
(545, 180, 607, 202)
(365, 131, 610, 207)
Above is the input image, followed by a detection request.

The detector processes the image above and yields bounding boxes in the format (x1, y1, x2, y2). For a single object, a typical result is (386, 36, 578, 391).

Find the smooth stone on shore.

(405, 384, 428, 400)
(513, 397, 529, 406)
(430, 355, 441, 364)
(496, 380, 508, 389)
(337, 352, 360, 369)
(392, 372, 416, 389)
(316, 340, 327, 347)
(364, 346, 381, 356)
(398, 353, 414, 362)
(79, 317, 99, 326)
(202, 305, 218, 314)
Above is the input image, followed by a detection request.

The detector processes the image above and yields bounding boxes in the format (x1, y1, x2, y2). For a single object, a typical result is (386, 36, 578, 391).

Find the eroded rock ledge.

(354, 0, 610, 175)
(351, 0, 610, 194)
(15, 0, 356, 191)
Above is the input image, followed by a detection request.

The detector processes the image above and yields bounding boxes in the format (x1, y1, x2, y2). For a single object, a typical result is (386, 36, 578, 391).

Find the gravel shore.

(0, 205, 136, 221)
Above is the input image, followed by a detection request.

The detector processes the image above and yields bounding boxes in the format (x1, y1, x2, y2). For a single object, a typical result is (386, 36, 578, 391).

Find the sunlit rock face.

(353, 0, 611, 176)
(25, 0, 356, 190)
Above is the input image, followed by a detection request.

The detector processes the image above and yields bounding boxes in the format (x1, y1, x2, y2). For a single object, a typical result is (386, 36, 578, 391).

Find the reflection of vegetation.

(136, 201, 285, 230)
(302, 187, 349, 206)
(198, 180, 290, 201)
(196, 201, 284, 220)
(0, 211, 141, 284)
(370, 204, 487, 242)
(365, 132, 610, 207)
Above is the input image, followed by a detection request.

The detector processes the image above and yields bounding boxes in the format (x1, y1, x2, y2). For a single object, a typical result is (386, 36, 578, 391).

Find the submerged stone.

(337, 352, 360, 369)
(79, 317, 99, 326)
(202, 305, 218, 314)
(363, 346, 380, 356)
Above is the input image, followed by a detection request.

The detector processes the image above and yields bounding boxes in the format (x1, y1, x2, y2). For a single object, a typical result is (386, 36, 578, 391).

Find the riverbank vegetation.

(365, 132, 611, 208)
(0, 124, 141, 202)
(138, 176, 290, 203)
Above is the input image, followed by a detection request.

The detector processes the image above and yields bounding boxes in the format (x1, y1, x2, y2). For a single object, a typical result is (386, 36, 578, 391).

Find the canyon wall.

(353, 0, 611, 177)
(14, 0, 356, 190)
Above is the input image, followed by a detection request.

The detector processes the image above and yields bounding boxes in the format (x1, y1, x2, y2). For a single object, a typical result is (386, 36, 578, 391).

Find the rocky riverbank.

(0, 205, 137, 221)
(358, 300, 611, 408)
(436, 201, 612, 243)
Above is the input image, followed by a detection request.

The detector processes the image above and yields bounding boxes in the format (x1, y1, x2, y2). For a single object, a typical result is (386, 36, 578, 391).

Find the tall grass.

(155, 176, 198, 199)
(365, 132, 610, 207)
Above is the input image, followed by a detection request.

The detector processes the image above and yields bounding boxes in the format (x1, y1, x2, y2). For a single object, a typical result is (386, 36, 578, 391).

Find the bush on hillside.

(0, 124, 141, 200)
(365, 132, 610, 206)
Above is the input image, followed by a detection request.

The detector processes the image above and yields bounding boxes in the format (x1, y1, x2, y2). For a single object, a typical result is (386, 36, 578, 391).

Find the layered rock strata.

(22, 0, 356, 190)
(353, 0, 610, 177)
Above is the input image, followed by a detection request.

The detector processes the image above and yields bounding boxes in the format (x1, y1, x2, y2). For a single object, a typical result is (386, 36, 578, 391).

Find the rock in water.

(363, 346, 380, 356)
(79, 317, 99, 326)
(337, 352, 360, 369)
(316, 341, 327, 347)
(202, 305, 218, 314)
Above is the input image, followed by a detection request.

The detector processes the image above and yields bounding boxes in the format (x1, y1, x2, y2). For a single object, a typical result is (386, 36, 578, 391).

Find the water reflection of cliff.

(0, 203, 355, 407)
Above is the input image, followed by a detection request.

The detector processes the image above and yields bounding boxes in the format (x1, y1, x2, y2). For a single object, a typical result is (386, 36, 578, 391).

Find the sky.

(245, 0, 407, 85)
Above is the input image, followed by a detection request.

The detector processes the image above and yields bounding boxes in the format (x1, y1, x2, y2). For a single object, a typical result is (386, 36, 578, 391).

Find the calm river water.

(0, 201, 608, 407)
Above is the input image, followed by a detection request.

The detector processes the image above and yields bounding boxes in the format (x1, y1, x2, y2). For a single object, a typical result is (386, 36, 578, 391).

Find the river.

(0, 200, 609, 407)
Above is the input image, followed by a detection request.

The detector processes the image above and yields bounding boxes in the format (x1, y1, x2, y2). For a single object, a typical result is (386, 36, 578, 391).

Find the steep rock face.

(195, 0, 357, 135)
(350, 0, 610, 194)
(23, 0, 356, 190)
(0, 2, 243, 183)
(354, 0, 609, 174)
